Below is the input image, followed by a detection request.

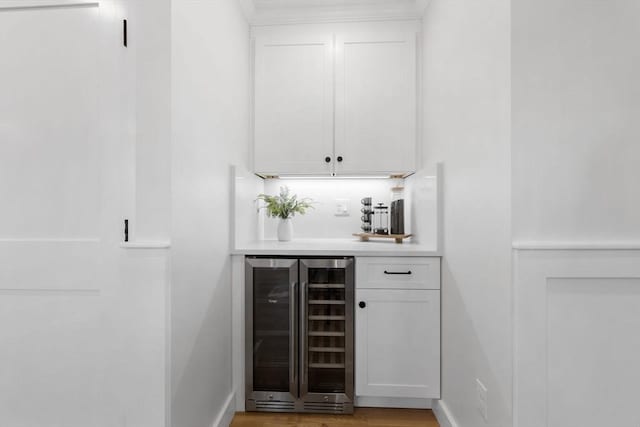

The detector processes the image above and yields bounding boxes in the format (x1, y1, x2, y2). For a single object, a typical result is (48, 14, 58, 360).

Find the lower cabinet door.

(355, 289, 440, 399)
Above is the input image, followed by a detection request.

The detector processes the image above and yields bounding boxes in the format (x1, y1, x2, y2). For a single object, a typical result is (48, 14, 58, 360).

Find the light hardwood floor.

(230, 408, 440, 427)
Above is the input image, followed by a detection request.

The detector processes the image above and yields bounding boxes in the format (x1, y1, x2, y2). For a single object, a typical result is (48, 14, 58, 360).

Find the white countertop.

(232, 238, 441, 257)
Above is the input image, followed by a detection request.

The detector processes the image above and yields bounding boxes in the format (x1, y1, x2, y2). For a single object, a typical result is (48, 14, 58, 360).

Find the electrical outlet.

(334, 199, 350, 216)
(476, 378, 488, 423)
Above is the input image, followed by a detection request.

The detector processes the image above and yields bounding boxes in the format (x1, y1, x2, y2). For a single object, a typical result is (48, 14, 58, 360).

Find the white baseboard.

(433, 400, 459, 427)
(355, 396, 432, 409)
(211, 392, 236, 427)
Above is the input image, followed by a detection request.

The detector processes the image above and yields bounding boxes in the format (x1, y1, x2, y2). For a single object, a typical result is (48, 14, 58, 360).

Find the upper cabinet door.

(254, 35, 334, 176)
(335, 31, 418, 176)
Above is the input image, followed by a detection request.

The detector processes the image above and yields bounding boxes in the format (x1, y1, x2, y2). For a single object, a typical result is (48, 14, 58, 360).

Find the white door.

(253, 34, 334, 176)
(0, 2, 132, 426)
(355, 289, 440, 399)
(335, 31, 417, 176)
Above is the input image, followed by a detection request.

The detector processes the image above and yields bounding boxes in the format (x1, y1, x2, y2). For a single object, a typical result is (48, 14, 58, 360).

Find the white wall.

(231, 165, 264, 250)
(512, 1, 640, 426)
(512, 0, 640, 244)
(132, 0, 172, 242)
(126, 1, 173, 424)
(421, 1, 512, 427)
(170, 1, 250, 426)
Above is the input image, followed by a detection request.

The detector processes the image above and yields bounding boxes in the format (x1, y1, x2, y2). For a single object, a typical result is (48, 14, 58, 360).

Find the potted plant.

(257, 186, 313, 242)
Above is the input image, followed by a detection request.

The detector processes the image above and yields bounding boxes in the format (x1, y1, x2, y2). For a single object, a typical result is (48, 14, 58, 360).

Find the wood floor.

(230, 408, 440, 427)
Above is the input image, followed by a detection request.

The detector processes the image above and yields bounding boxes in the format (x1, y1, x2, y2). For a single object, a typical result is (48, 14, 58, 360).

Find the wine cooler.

(245, 257, 354, 414)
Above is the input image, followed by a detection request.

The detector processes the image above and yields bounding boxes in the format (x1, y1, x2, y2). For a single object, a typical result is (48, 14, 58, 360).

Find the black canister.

(390, 199, 404, 235)
(390, 185, 405, 235)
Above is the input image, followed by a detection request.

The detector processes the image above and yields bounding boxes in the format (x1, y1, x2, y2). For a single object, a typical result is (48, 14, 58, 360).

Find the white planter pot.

(277, 218, 293, 242)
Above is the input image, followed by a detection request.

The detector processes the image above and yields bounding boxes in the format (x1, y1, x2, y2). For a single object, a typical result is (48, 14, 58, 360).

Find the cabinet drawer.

(355, 257, 440, 290)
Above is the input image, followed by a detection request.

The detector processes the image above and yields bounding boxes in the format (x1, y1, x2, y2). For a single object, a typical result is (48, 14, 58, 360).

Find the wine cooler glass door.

(300, 259, 354, 407)
(246, 258, 298, 406)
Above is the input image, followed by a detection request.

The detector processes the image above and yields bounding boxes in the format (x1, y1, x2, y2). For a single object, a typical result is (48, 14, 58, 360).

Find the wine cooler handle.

(290, 281, 298, 398)
(299, 280, 308, 396)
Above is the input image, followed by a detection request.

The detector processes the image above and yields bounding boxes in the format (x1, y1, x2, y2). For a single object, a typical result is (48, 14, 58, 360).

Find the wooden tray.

(352, 233, 413, 244)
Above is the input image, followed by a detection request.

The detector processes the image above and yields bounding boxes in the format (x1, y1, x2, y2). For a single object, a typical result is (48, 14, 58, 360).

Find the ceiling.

(253, 0, 418, 9)
(241, 0, 430, 24)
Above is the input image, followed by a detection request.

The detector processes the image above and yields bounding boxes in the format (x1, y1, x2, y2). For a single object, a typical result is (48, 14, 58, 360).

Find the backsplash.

(231, 164, 441, 249)
(262, 178, 394, 239)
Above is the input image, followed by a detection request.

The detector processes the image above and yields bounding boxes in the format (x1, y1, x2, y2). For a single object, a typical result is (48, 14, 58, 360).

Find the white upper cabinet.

(254, 34, 334, 175)
(252, 22, 419, 176)
(334, 30, 417, 176)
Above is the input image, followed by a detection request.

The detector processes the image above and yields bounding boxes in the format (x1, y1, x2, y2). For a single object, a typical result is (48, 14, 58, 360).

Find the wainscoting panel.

(0, 291, 105, 426)
(0, 2, 170, 425)
(514, 249, 640, 427)
(0, 240, 102, 291)
(547, 278, 640, 427)
(0, 3, 101, 240)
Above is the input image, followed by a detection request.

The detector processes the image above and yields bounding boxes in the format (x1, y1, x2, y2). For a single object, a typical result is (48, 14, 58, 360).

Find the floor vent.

(303, 402, 346, 413)
(254, 400, 295, 412)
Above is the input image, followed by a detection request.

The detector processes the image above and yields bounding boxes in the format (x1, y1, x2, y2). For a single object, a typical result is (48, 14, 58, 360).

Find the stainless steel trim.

(250, 400, 296, 412)
(299, 258, 354, 407)
(250, 391, 297, 402)
(245, 257, 298, 405)
(289, 280, 298, 398)
(299, 278, 308, 398)
(244, 260, 255, 403)
(302, 392, 353, 404)
(344, 258, 355, 403)
(246, 258, 298, 270)
(300, 258, 351, 269)
(246, 257, 354, 413)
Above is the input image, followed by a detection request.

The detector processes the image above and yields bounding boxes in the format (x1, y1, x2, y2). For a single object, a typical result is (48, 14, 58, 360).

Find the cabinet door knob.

(337, 156, 343, 162)
(325, 156, 332, 163)
(358, 301, 366, 309)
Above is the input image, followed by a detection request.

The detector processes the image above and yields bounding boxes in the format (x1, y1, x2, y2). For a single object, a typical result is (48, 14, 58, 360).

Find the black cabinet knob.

(358, 301, 366, 309)
(325, 156, 332, 163)
(337, 156, 343, 162)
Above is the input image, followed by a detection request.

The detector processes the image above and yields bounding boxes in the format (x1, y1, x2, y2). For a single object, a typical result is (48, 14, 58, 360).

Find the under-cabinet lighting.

(279, 176, 391, 180)
(259, 174, 410, 180)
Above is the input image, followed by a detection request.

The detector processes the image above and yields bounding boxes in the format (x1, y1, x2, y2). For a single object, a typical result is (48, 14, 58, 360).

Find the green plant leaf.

(256, 186, 314, 219)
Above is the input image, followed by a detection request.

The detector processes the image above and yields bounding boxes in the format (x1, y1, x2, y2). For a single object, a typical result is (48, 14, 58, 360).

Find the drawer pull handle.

(384, 270, 412, 275)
